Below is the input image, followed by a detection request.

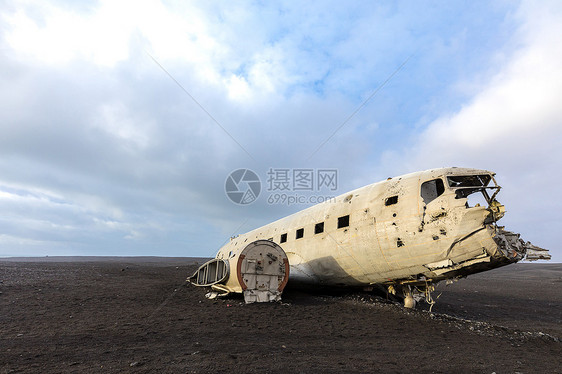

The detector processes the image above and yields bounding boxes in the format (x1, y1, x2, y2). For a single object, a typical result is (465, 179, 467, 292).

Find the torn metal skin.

(189, 167, 550, 307)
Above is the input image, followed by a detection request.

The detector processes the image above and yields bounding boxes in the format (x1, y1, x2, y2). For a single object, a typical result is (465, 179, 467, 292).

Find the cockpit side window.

(447, 174, 492, 199)
(421, 178, 445, 205)
(447, 174, 491, 188)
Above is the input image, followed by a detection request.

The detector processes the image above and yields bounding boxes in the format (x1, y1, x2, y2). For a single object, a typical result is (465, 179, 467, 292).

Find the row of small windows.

(274, 181, 443, 244)
(272, 179, 447, 245)
(278, 214, 350, 243)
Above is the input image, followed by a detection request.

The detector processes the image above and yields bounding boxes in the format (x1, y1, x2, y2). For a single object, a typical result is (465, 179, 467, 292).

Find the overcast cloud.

(0, 0, 560, 261)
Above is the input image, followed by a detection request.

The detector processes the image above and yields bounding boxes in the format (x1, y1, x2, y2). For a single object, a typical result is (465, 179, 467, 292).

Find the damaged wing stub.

(493, 227, 551, 261)
(189, 240, 290, 303)
(524, 244, 551, 261)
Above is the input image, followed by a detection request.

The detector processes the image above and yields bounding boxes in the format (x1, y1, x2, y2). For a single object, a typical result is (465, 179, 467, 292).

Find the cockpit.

(446, 173, 500, 208)
(420, 171, 503, 215)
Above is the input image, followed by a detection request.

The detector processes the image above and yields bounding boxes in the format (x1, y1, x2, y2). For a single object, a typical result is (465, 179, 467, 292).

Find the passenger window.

(385, 196, 398, 206)
(280, 233, 287, 243)
(315, 222, 324, 234)
(296, 228, 304, 239)
(421, 178, 445, 204)
(337, 215, 350, 228)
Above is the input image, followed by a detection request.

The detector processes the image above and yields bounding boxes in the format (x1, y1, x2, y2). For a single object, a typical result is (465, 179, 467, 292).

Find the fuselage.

(214, 167, 527, 291)
(191, 167, 548, 302)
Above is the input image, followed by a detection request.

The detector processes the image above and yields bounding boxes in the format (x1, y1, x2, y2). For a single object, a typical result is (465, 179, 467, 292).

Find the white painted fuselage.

(195, 167, 548, 301)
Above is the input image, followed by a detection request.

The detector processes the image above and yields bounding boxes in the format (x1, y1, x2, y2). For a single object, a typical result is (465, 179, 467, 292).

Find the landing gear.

(388, 283, 439, 310)
(403, 286, 416, 309)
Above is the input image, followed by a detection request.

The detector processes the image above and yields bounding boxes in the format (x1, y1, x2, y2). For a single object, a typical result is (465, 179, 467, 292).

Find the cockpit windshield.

(447, 174, 496, 202)
(447, 175, 491, 188)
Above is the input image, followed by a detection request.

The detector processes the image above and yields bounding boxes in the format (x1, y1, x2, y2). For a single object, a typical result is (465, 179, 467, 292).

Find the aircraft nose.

(487, 200, 506, 222)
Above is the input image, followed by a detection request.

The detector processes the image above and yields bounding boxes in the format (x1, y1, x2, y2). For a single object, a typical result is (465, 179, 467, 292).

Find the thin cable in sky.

(146, 51, 255, 162)
(216, 218, 249, 250)
(306, 54, 413, 161)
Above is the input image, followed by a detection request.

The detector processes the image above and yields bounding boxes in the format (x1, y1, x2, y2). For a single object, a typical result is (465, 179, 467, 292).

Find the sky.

(0, 0, 561, 261)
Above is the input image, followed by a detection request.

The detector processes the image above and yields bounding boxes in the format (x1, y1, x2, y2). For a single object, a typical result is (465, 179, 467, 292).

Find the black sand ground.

(1, 258, 560, 373)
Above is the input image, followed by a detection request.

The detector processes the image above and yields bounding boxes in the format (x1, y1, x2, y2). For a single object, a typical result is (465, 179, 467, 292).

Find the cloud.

(384, 0, 562, 260)
(2, 0, 559, 261)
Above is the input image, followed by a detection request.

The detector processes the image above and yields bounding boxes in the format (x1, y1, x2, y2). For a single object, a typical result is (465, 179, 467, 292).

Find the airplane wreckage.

(190, 167, 550, 307)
